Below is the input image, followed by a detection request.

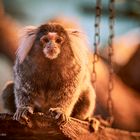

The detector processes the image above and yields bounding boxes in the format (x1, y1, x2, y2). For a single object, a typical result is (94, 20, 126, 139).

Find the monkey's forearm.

(14, 88, 34, 108)
(53, 85, 81, 116)
(13, 88, 34, 120)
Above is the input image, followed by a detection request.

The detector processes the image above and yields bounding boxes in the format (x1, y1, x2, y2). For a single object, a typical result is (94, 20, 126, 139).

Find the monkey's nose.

(46, 45, 51, 49)
(47, 41, 56, 49)
(46, 44, 56, 50)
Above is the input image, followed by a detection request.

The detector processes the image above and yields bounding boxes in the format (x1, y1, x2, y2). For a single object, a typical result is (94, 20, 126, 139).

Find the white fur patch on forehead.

(16, 26, 38, 64)
(47, 32, 57, 39)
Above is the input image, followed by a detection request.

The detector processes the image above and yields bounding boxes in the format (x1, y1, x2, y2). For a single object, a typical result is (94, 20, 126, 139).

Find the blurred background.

(0, 0, 140, 112)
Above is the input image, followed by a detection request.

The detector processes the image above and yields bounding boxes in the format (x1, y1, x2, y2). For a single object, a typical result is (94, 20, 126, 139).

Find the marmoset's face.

(38, 24, 68, 59)
(40, 32, 64, 59)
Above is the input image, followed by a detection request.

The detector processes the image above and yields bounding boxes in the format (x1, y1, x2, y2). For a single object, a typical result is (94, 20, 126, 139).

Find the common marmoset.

(2, 21, 96, 122)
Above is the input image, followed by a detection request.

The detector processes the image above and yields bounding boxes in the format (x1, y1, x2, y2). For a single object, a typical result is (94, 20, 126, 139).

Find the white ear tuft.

(67, 29, 90, 66)
(16, 26, 38, 64)
(66, 29, 81, 36)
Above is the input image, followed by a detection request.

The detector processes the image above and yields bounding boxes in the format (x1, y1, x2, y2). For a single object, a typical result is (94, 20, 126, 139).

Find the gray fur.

(2, 22, 96, 121)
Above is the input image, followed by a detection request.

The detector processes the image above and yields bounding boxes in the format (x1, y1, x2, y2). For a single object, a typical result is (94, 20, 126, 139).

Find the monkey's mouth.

(43, 48, 60, 59)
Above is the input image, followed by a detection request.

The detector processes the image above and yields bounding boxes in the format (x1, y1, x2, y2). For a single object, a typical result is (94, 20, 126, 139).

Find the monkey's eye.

(56, 37, 62, 44)
(44, 37, 49, 43)
(40, 36, 49, 44)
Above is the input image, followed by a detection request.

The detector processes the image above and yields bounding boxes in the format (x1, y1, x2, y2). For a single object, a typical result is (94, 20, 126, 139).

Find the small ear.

(67, 28, 88, 44)
(16, 26, 38, 64)
(66, 29, 82, 36)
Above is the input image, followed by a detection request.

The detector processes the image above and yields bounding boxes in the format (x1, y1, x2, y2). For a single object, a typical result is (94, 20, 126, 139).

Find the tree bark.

(0, 113, 140, 140)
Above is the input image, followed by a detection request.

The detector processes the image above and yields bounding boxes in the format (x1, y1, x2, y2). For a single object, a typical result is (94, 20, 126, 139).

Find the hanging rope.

(107, 0, 115, 125)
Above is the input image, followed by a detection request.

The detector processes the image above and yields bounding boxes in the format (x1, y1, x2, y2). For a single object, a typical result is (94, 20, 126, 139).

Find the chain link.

(92, 0, 102, 88)
(107, 0, 115, 125)
(93, 0, 115, 125)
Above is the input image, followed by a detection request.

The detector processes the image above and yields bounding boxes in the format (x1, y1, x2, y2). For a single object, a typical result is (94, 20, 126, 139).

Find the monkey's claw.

(89, 117, 100, 132)
(13, 106, 33, 127)
(49, 107, 68, 125)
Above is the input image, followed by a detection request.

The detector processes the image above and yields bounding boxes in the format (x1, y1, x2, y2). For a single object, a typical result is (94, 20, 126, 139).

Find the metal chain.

(107, 0, 115, 125)
(92, 0, 102, 89)
(93, 0, 115, 126)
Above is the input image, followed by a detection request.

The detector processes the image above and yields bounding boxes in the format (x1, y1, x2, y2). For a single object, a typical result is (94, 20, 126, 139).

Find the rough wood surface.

(0, 113, 140, 140)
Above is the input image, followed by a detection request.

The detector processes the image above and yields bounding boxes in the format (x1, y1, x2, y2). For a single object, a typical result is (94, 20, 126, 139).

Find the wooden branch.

(0, 113, 140, 140)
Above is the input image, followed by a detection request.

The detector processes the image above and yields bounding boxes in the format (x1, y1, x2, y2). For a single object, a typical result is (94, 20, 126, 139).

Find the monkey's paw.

(49, 107, 69, 125)
(13, 106, 33, 127)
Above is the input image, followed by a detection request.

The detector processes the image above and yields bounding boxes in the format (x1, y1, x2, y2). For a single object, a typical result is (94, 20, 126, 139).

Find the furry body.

(2, 22, 96, 121)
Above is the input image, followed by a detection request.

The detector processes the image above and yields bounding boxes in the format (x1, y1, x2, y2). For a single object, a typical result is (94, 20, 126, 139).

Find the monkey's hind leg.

(2, 81, 16, 113)
(72, 85, 96, 120)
